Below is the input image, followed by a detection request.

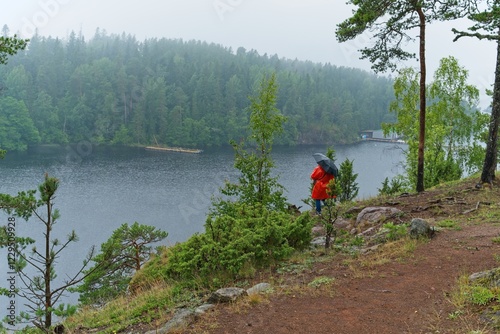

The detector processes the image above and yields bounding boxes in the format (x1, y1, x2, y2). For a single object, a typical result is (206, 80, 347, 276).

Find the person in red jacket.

(310, 165, 335, 215)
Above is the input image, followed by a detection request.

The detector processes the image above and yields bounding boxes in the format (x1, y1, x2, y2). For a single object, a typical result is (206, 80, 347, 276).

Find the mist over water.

(0, 141, 404, 319)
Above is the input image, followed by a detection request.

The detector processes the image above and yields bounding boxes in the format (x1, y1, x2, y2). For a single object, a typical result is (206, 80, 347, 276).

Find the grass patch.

(308, 276, 335, 289)
(449, 273, 500, 310)
(305, 276, 336, 297)
(64, 283, 194, 333)
(363, 237, 419, 267)
(275, 252, 316, 275)
(341, 237, 420, 279)
(444, 273, 500, 333)
(226, 292, 271, 315)
(436, 219, 461, 230)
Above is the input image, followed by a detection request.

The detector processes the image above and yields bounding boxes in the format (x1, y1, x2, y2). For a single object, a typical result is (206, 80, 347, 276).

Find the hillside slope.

(184, 178, 500, 334)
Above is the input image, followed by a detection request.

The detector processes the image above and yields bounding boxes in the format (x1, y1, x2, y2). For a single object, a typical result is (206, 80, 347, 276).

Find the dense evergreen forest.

(0, 29, 395, 151)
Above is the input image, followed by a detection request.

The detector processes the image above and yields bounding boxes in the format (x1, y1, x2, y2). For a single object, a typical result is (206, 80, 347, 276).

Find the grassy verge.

(64, 282, 204, 333)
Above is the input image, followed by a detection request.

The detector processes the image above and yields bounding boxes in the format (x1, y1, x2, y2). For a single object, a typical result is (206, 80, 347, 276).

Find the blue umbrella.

(313, 153, 338, 177)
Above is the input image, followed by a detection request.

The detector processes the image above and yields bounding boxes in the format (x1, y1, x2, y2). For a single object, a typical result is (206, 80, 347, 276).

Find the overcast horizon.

(1, 1, 497, 108)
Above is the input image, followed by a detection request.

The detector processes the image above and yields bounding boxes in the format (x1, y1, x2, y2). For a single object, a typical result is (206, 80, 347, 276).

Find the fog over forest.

(0, 30, 395, 151)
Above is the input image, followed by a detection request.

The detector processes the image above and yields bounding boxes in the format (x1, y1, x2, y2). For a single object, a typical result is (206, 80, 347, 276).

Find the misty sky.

(1, 0, 497, 108)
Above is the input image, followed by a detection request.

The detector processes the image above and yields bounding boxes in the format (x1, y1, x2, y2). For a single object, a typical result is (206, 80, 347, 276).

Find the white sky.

(0, 0, 496, 108)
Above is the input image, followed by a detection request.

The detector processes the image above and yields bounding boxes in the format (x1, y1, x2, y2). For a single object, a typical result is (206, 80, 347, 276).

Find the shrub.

(381, 222, 408, 241)
(337, 158, 359, 202)
(378, 176, 408, 196)
(74, 222, 168, 306)
(155, 203, 313, 288)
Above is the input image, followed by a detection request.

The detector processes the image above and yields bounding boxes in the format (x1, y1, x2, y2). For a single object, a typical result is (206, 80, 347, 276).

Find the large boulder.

(144, 308, 196, 334)
(208, 287, 247, 303)
(246, 283, 272, 295)
(409, 218, 434, 239)
(354, 207, 404, 232)
(311, 217, 351, 236)
(469, 267, 500, 287)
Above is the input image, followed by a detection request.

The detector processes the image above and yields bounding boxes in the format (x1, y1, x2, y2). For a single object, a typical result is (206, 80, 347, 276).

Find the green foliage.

(0, 175, 94, 331)
(74, 222, 168, 306)
(0, 31, 394, 150)
(0, 97, 40, 152)
(31, 91, 67, 144)
(320, 171, 340, 249)
(383, 58, 485, 190)
(0, 32, 28, 164)
(321, 147, 359, 203)
(0, 189, 38, 221)
(348, 234, 365, 247)
(381, 222, 408, 241)
(133, 75, 312, 290)
(162, 204, 313, 288)
(436, 219, 461, 230)
(336, 0, 415, 72)
(111, 124, 133, 145)
(52, 304, 77, 318)
(215, 73, 287, 212)
(64, 283, 182, 334)
(378, 176, 408, 196)
(0, 34, 28, 65)
(467, 286, 495, 306)
(276, 257, 314, 275)
(335, 1, 473, 73)
(337, 158, 359, 202)
(426, 56, 485, 178)
(308, 276, 335, 288)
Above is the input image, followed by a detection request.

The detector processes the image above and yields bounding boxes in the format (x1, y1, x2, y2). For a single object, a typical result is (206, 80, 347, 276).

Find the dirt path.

(187, 223, 500, 334)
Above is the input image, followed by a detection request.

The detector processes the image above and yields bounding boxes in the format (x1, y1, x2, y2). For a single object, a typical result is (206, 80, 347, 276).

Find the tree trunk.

(480, 36, 500, 184)
(45, 200, 52, 329)
(416, 8, 426, 192)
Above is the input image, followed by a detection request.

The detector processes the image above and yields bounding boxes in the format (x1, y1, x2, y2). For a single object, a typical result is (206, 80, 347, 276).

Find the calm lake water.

(0, 141, 404, 316)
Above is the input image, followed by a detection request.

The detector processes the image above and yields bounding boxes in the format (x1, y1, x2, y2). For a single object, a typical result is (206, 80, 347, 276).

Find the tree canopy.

(0, 29, 29, 157)
(0, 29, 395, 150)
(336, 0, 480, 192)
(384, 57, 486, 189)
(74, 222, 168, 307)
(0, 32, 28, 66)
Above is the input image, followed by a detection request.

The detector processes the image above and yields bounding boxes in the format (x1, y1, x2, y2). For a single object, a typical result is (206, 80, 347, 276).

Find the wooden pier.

(363, 138, 406, 143)
(145, 146, 203, 154)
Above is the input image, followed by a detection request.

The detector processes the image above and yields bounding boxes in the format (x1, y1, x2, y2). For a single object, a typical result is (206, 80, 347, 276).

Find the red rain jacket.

(311, 165, 334, 200)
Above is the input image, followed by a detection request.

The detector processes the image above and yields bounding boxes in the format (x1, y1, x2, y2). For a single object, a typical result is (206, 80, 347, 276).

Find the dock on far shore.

(363, 137, 406, 143)
(144, 146, 203, 154)
(360, 129, 405, 144)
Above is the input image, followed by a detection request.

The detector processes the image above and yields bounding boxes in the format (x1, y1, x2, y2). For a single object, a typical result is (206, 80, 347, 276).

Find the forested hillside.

(0, 29, 395, 151)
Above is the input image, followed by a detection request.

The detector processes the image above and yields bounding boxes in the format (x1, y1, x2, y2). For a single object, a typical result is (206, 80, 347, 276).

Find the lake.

(0, 141, 405, 317)
(0, 141, 405, 243)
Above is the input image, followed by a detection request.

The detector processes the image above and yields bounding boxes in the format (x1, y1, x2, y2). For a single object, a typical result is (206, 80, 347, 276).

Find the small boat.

(145, 146, 203, 154)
